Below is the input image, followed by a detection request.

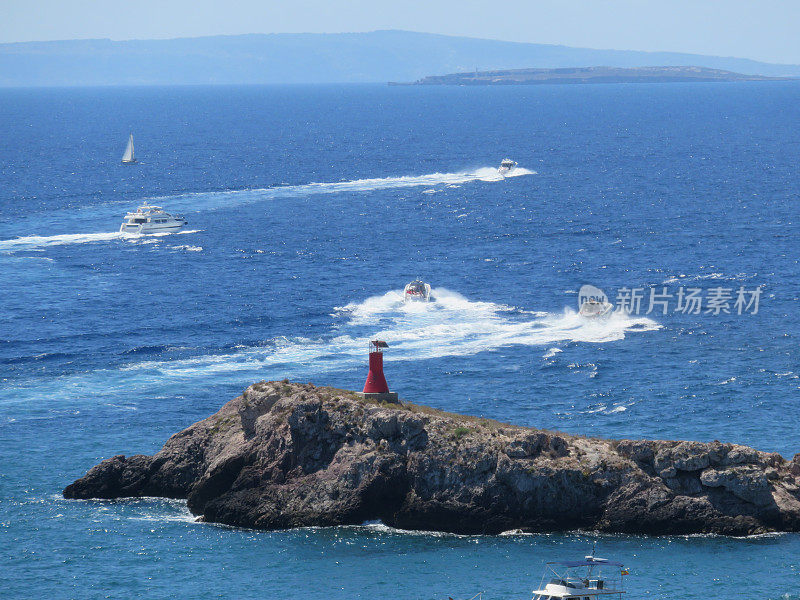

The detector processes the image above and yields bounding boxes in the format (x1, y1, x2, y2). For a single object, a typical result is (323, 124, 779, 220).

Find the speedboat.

(120, 203, 187, 234)
(498, 158, 518, 175)
(403, 280, 432, 303)
(579, 299, 613, 319)
(532, 555, 628, 600)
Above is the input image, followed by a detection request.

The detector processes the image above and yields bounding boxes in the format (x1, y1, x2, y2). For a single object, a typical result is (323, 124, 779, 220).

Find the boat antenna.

(587, 541, 598, 578)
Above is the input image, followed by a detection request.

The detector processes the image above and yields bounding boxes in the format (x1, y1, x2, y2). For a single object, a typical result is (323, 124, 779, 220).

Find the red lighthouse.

(360, 340, 399, 402)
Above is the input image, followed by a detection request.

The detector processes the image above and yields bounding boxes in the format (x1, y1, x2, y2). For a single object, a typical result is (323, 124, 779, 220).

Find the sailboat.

(121, 133, 137, 164)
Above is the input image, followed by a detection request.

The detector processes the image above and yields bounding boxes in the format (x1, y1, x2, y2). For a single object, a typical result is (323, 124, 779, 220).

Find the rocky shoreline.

(65, 381, 800, 536)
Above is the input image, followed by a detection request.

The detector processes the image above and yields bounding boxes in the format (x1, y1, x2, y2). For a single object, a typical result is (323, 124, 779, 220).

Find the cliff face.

(65, 381, 800, 536)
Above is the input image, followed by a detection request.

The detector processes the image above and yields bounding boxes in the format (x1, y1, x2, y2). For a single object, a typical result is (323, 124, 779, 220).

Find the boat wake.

(144, 166, 536, 212)
(502, 167, 535, 178)
(0, 230, 201, 252)
(0, 166, 533, 252)
(334, 288, 660, 356)
(3, 287, 659, 406)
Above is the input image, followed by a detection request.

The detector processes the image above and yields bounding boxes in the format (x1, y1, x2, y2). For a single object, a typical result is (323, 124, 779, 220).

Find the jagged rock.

(700, 467, 774, 506)
(64, 381, 800, 536)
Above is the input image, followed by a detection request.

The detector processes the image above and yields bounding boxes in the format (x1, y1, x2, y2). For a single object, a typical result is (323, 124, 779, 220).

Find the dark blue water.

(2, 83, 799, 599)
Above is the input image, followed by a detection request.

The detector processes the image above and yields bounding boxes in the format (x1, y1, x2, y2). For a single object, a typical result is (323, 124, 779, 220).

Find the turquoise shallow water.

(1, 82, 799, 599)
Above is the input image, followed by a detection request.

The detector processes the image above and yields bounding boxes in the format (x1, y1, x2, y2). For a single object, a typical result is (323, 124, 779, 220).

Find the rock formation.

(65, 381, 800, 536)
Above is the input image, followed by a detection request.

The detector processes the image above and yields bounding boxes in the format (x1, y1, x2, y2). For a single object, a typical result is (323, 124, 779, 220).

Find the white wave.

(0, 229, 201, 252)
(2, 166, 533, 252)
(543, 347, 563, 359)
(62, 496, 198, 524)
(0, 231, 129, 251)
(503, 167, 536, 178)
(2, 288, 658, 406)
(774, 371, 798, 379)
(585, 403, 629, 415)
(144, 166, 535, 212)
(661, 271, 755, 285)
(0, 255, 55, 264)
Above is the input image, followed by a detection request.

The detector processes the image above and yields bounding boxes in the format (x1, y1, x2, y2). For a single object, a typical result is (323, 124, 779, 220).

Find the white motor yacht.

(403, 280, 432, 302)
(120, 203, 187, 234)
(579, 299, 614, 319)
(532, 555, 628, 600)
(498, 158, 518, 175)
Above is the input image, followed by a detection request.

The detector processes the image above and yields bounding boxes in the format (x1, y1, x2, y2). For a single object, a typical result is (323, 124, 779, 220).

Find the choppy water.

(1, 83, 799, 599)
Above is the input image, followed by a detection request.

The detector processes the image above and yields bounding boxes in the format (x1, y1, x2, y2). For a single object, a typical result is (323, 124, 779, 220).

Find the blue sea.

(1, 82, 799, 599)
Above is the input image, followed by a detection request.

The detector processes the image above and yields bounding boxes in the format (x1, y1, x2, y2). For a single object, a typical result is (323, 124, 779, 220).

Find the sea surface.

(1, 82, 799, 599)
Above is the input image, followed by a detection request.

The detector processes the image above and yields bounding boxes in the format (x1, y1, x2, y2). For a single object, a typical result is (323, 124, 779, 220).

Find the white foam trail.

(3, 288, 659, 405)
(0, 230, 201, 252)
(585, 403, 630, 415)
(337, 288, 659, 357)
(145, 166, 535, 212)
(1, 166, 534, 252)
(503, 167, 536, 178)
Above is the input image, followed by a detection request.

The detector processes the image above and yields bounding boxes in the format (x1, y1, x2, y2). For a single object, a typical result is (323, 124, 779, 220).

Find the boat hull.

(579, 301, 614, 318)
(120, 222, 185, 234)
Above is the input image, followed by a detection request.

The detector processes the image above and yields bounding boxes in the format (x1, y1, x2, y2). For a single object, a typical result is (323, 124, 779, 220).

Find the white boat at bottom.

(120, 203, 187, 234)
(498, 158, 518, 176)
(579, 299, 614, 319)
(403, 280, 432, 302)
(532, 555, 628, 600)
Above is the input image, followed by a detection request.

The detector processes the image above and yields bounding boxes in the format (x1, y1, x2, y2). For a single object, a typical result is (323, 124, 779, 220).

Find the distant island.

(2, 31, 800, 87)
(393, 65, 791, 86)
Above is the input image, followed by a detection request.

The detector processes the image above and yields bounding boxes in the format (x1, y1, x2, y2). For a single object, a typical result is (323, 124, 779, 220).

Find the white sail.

(122, 134, 135, 163)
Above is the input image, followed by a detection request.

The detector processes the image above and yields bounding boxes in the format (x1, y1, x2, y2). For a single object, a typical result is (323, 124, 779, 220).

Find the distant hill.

(399, 65, 790, 86)
(2, 30, 800, 87)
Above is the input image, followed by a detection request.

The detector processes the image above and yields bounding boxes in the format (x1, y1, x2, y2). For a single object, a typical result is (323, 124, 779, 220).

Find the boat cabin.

(119, 203, 186, 233)
(403, 280, 431, 302)
(532, 558, 626, 600)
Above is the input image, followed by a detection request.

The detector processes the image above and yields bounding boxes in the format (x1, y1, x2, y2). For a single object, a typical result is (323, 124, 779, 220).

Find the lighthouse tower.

(360, 340, 399, 403)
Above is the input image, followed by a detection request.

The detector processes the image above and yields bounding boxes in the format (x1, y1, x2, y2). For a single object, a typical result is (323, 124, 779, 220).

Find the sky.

(3, 0, 800, 64)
